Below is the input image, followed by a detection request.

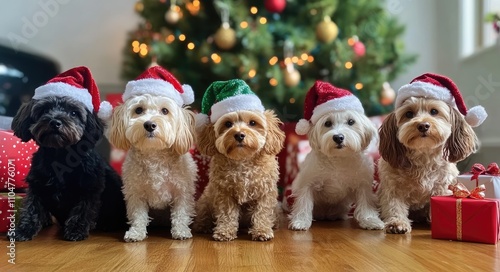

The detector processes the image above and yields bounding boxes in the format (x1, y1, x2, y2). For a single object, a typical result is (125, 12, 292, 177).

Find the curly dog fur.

(108, 94, 197, 242)
(378, 97, 478, 234)
(192, 110, 285, 241)
(10, 96, 126, 241)
(288, 110, 384, 231)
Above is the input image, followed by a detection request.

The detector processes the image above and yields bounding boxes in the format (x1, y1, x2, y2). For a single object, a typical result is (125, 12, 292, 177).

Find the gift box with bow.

(431, 183, 500, 244)
(457, 163, 500, 199)
(0, 130, 38, 192)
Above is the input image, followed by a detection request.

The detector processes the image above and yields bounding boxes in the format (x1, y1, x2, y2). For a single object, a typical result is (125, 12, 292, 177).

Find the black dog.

(10, 96, 127, 241)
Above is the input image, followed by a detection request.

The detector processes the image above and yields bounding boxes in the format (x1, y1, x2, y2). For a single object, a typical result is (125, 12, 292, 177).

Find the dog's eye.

(347, 119, 355, 126)
(249, 120, 256, 126)
(324, 121, 332, 127)
(43, 108, 50, 114)
(225, 121, 233, 128)
(405, 111, 414, 119)
(430, 109, 438, 116)
(135, 107, 143, 114)
(70, 111, 77, 117)
(161, 108, 169, 115)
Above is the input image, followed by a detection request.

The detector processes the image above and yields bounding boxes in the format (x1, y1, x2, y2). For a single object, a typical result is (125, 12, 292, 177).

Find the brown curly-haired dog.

(192, 110, 285, 241)
(377, 74, 487, 235)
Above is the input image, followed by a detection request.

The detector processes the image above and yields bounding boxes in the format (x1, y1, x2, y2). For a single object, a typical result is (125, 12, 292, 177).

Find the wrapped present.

(277, 123, 310, 210)
(457, 163, 500, 199)
(106, 94, 126, 175)
(0, 130, 38, 191)
(190, 147, 210, 200)
(0, 193, 26, 233)
(431, 183, 500, 244)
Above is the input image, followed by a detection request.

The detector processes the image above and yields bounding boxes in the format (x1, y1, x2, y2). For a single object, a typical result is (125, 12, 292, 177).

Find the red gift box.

(431, 196, 500, 244)
(0, 130, 38, 191)
(0, 193, 26, 233)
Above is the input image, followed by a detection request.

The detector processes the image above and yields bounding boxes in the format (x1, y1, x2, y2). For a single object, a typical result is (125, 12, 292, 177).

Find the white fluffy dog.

(288, 82, 383, 231)
(108, 92, 196, 242)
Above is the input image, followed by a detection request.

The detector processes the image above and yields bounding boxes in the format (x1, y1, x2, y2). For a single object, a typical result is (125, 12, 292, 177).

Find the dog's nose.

(333, 134, 344, 144)
(417, 122, 430, 133)
(234, 132, 245, 142)
(143, 121, 157, 132)
(50, 119, 62, 130)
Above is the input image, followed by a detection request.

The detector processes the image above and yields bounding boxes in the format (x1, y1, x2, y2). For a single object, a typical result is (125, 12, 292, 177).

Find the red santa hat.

(295, 81, 364, 135)
(32, 66, 112, 120)
(396, 73, 487, 127)
(122, 65, 194, 106)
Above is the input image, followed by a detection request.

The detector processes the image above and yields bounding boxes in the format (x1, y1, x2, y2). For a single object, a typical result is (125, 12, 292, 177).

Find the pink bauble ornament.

(265, 0, 286, 13)
(353, 41, 366, 57)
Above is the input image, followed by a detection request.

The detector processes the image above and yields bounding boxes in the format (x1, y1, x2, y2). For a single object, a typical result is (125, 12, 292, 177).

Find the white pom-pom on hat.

(97, 101, 113, 122)
(295, 119, 311, 135)
(465, 105, 487, 128)
(195, 113, 209, 130)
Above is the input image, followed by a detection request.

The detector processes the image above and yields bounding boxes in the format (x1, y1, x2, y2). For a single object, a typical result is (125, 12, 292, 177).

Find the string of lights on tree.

(122, 0, 415, 118)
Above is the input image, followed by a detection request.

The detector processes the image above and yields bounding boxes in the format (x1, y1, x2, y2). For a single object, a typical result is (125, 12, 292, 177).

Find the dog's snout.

(143, 121, 157, 132)
(333, 134, 344, 144)
(417, 122, 430, 133)
(50, 119, 62, 130)
(234, 132, 245, 142)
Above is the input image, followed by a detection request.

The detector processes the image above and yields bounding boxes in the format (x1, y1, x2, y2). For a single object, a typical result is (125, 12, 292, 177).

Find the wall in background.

(0, 0, 139, 85)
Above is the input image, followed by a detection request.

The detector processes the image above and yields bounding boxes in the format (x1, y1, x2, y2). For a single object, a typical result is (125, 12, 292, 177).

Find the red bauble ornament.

(265, 0, 286, 13)
(353, 41, 366, 57)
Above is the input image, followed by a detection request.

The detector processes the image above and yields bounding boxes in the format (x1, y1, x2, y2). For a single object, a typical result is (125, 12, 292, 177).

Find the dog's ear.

(11, 100, 35, 142)
(263, 110, 285, 155)
(108, 104, 131, 150)
(196, 122, 218, 156)
(378, 112, 410, 168)
(83, 111, 104, 147)
(444, 107, 478, 162)
(173, 108, 195, 155)
(361, 115, 378, 151)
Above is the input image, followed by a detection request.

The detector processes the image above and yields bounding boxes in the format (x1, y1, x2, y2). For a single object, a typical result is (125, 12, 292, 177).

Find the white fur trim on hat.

(181, 84, 194, 105)
(123, 78, 184, 106)
(210, 94, 265, 123)
(310, 95, 364, 125)
(33, 82, 94, 111)
(97, 101, 113, 121)
(465, 105, 487, 127)
(195, 113, 209, 129)
(295, 119, 311, 135)
(395, 82, 453, 109)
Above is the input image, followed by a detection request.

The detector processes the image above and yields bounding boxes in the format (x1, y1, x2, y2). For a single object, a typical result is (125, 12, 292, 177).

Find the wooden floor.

(1, 213, 499, 272)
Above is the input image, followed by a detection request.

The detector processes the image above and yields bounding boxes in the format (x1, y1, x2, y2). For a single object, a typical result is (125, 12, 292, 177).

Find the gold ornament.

(316, 16, 338, 43)
(283, 69, 301, 87)
(380, 82, 396, 106)
(165, 7, 181, 24)
(214, 24, 237, 50)
(134, 1, 144, 13)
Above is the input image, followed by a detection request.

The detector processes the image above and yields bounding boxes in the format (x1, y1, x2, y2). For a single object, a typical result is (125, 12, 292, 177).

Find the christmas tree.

(122, 0, 416, 120)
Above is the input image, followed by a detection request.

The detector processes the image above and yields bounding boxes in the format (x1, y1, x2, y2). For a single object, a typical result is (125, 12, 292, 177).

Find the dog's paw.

(250, 229, 274, 242)
(124, 229, 147, 242)
(358, 217, 384, 230)
(9, 232, 33, 242)
(384, 219, 412, 234)
(171, 227, 193, 240)
(213, 231, 237, 242)
(288, 219, 312, 231)
(63, 230, 89, 241)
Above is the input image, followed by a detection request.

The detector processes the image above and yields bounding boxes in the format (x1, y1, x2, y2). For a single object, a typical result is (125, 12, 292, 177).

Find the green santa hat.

(195, 79, 265, 128)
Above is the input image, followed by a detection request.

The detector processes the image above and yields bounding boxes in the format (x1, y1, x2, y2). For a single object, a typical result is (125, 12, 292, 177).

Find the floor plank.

(1, 214, 498, 271)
